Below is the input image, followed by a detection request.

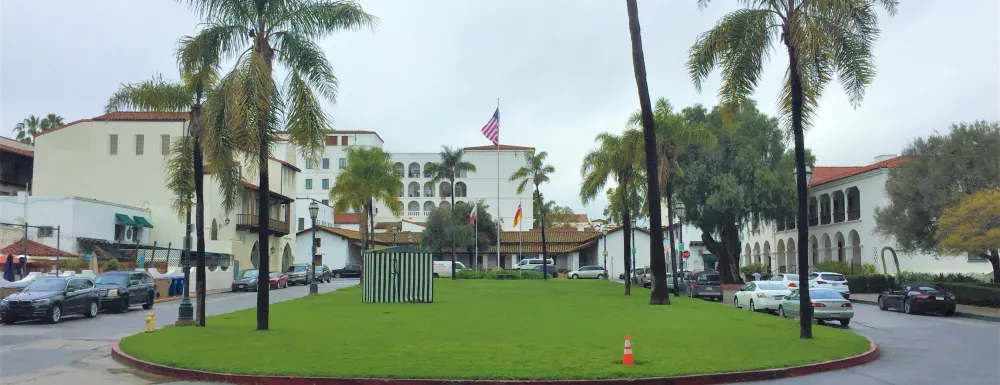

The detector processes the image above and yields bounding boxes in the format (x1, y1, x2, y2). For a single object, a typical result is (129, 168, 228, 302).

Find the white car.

(733, 281, 791, 313)
(567, 265, 607, 279)
(808, 272, 851, 299)
(779, 288, 854, 326)
(769, 273, 803, 290)
(432, 261, 468, 278)
(513, 258, 555, 270)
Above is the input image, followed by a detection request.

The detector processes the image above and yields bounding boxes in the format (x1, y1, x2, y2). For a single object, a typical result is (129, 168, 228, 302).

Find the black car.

(332, 264, 362, 278)
(232, 269, 261, 292)
(94, 271, 155, 312)
(1, 277, 100, 324)
(532, 265, 558, 278)
(314, 264, 332, 283)
(878, 282, 957, 316)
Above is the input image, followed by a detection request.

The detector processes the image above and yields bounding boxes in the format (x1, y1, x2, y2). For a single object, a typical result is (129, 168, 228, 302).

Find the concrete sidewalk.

(851, 293, 1000, 322)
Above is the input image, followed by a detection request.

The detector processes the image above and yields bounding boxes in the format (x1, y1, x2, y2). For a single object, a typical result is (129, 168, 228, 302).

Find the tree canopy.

(935, 188, 1000, 281)
(420, 201, 497, 266)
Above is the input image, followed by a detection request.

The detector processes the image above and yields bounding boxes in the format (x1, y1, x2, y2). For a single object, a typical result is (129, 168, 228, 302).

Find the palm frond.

(273, 31, 339, 103)
(105, 75, 191, 113)
(164, 135, 195, 219)
(270, 0, 378, 39)
(201, 78, 244, 214)
(175, 0, 252, 27)
(284, 69, 331, 165)
(687, 9, 777, 107)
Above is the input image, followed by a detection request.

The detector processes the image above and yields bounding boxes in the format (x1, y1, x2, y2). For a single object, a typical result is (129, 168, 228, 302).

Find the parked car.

(878, 282, 956, 316)
(567, 265, 607, 280)
(232, 269, 260, 292)
(531, 264, 558, 278)
(687, 270, 723, 301)
(431, 261, 469, 278)
(332, 264, 363, 278)
(268, 272, 288, 289)
(286, 264, 311, 285)
(769, 273, 802, 290)
(779, 288, 854, 326)
(667, 270, 693, 293)
(94, 271, 155, 312)
(808, 272, 851, 299)
(313, 265, 331, 283)
(1, 277, 100, 324)
(514, 258, 555, 270)
(734, 281, 791, 313)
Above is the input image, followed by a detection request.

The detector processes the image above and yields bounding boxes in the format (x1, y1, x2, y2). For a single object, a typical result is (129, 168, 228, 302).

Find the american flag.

(481, 108, 499, 145)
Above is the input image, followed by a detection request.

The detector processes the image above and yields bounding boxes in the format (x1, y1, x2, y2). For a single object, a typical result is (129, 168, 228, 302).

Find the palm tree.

(509, 151, 555, 280)
(628, 98, 717, 297)
(39, 114, 65, 130)
(580, 131, 645, 294)
(106, 38, 238, 327)
(688, 0, 897, 337)
(624, 0, 669, 305)
(532, 191, 556, 229)
(425, 146, 476, 279)
(179, 0, 376, 330)
(13, 115, 42, 144)
(329, 146, 403, 251)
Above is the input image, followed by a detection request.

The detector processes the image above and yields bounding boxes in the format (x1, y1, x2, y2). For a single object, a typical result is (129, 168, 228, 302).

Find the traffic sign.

(682, 250, 691, 259)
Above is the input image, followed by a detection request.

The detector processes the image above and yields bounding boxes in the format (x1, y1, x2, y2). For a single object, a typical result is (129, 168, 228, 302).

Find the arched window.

(455, 182, 468, 197)
(423, 201, 435, 215)
(424, 181, 435, 197)
(281, 244, 293, 272)
(408, 201, 420, 215)
(439, 182, 452, 198)
(394, 162, 404, 178)
(423, 162, 434, 178)
(439, 201, 451, 211)
(210, 219, 218, 241)
(250, 241, 260, 269)
(408, 182, 420, 197)
(408, 162, 420, 178)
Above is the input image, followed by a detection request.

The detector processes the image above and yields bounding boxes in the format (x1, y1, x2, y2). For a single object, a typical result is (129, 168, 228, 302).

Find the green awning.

(133, 216, 154, 228)
(115, 214, 139, 226)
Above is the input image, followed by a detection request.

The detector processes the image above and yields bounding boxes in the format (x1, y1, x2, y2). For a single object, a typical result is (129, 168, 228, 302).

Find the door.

(128, 273, 146, 304)
(736, 282, 753, 306)
(65, 279, 85, 313)
(786, 290, 800, 316)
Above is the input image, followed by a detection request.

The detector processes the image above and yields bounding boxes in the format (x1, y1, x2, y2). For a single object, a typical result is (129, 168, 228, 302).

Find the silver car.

(778, 288, 854, 326)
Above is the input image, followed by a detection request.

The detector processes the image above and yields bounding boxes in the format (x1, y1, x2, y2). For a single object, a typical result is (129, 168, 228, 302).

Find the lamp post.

(630, 219, 637, 276)
(792, 163, 814, 338)
(601, 226, 608, 274)
(390, 224, 397, 246)
(672, 202, 685, 297)
(308, 201, 319, 296)
(175, 220, 194, 326)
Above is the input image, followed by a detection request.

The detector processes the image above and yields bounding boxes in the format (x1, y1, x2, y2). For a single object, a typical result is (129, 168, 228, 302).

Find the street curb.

(112, 340, 879, 385)
(851, 299, 1000, 323)
(153, 289, 229, 304)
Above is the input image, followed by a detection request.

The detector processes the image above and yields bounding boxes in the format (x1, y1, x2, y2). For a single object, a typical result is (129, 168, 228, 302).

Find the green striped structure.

(362, 247, 434, 303)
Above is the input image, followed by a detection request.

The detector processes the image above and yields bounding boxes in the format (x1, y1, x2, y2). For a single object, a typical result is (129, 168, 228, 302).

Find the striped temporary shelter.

(362, 246, 434, 303)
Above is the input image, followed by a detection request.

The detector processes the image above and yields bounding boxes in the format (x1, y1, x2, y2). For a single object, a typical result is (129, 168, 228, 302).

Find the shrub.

(456, 269, 544, 280)
(102, 258, 121, 272)
(61, 258, 83, 272)
(739, 263, 768, 276)
(845, 275, 896, 294)
(855, 263, 878, 276)
(813, 261, 851, 275)
(937, 282, 1000, 308)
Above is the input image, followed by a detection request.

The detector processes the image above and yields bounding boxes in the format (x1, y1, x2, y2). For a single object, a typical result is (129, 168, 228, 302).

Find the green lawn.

(120, 280, 870, 380)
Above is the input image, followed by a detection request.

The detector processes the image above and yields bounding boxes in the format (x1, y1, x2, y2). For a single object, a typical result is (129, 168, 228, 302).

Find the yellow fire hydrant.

(145, 312, 155, 333)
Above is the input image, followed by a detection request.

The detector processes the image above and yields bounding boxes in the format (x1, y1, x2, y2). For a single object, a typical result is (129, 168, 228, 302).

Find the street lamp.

(308, 201, 319, 296)
(792, 163, 814, 338)
(601, 226, 609, 274)
(629, 219, 637, 275)
(672, 201, 686, 297)
(389, 224, 397, 246)
(175, 221, 194, 326)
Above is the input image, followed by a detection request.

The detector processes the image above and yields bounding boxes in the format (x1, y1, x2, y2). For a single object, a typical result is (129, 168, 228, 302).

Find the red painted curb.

(112, 340, 879, 385)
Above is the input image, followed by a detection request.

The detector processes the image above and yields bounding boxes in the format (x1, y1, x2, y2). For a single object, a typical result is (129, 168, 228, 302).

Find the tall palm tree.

(179, 0, 376, 330)
(688, 0, 897, 337)
(13, 115, 42, 144)
(39, 114, 65, 130)
(510, 151, 555, 280)
(624, 0, 669, 305)
(106, 38, 238, 327)
(628, 98, 717, 297)
(425, 146, 476, 279)
(329, 146, 403, 251)
(580, 131, 645, 294)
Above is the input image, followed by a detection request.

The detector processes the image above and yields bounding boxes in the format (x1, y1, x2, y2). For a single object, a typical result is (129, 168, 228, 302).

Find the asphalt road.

(0, 279, 360, 385)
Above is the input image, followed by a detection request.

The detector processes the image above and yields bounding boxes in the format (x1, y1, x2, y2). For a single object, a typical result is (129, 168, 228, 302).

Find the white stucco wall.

(0, 194, 151, 254)
(294, 229, 351, 269)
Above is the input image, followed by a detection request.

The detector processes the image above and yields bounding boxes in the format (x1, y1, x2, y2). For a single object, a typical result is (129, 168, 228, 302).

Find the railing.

(820, 214, 831, 225)
(408, 172, 420, 178)
(847, 209, 860, 221)
(424, 211, 433, 216)
(236, 214, 290, 235)
(408, 191, 420, 197)
(424, 173, 433, 178)
(808, 216, 818, 227)
(834, 212, 845, 223)
(407, 211, 420, 217)
(424, 190, 434, 197)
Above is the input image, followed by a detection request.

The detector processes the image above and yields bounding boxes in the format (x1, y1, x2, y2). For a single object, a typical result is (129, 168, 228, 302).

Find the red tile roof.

(33, 118, 94, 138)
(0, 142, 33, 158)
(575, 214, 589, 223)
(268, 157, 301, 172)
(463, 144, 535, 151)
(2, 239, 75, 257)
(402, 219, 425, 227)
(274, 130, 385, 144)
(334, 213, 361, 224)
(242, 182, 294, 202)
(35, 112, 190, 138)
(810, 156, 905, 187)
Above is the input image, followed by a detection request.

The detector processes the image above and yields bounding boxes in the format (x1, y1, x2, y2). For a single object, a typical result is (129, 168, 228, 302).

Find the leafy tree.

(330, 146, 402, 250)
(40, 114, 64, 130)
(13, 115, 42, 144)
(425, 146, 477, 279)
(180, 0, 376, 331)
(936, 190, 999, 281)
(532, 191, 555, 229)
(449, 200, 499, 267)
(420, 204, 473, 259)
(580, 130, 645, 294)
(674, 104, 804, 284)
(875, 122, 1000, 281)
(510, 151, 555, 280)
(688, 0, 897, 337)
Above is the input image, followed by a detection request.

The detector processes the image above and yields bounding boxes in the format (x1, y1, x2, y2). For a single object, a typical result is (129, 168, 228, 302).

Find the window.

(326, 136, 338, 146)
(109, 134, 119, 155)
(322, 179, 330, 190)
(305, 179, 313, 189)
(321, 199, 329, 205)
(38, 226, 54, 238)
(819, 274, 846, 281)
(135, 134, 144, 155)
(314, 238, 321, 247)
(298, 217, 305, 231)
(339, 158, 346, 169)
(322, 158, 330, 169)
(305, 159, 313, 169)
(341, 136, 349, 145)
(161, 135, 171, 155)
(210, 219, 218, 240)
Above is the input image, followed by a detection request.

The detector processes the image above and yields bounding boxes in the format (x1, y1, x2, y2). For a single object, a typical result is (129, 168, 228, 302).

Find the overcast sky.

(2, 0, 997, 220)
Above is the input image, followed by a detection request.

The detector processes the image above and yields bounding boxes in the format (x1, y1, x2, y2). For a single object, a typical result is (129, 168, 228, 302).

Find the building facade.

(741, 155, 993, 276)
(0, 137, 33, 196)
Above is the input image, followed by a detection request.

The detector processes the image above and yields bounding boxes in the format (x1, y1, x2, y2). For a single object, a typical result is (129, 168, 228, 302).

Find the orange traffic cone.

(622, 335, 634, 366)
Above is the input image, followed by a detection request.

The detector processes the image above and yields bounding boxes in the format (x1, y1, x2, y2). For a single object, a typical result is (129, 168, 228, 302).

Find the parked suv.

(513, 258, 555, 270)
(808, 272, 850, 300)
(332, 264, 363, 278)
(1, 277, 100, 324)
(286, 264, 311, 285)
(94, 271, 156, 312)
(314, 265, 331, 283)
(687, 270, 723, 301)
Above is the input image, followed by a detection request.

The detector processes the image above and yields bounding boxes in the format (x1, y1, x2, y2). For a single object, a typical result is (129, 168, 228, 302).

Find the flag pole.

(518, 198, 522, 260)
(496, 98, 501, 271)
(474, 202, 479, 270)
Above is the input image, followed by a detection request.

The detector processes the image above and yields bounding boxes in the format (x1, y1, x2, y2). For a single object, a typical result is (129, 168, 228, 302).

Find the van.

(687, 270, 723, 301)
(432, 261, 468, 278)
(513, 258, 555, 270)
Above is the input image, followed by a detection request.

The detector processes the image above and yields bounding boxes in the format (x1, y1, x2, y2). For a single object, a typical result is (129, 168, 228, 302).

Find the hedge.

(846, 274, 1000, 308)
(936, 283, 1000, 308)
(846, 275, 896, 294)
(455, 269, 544, 280)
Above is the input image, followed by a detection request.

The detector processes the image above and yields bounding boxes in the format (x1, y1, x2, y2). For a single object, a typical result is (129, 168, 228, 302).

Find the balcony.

(424, 211, 433, 216)
(407, 211, 421, 217)
(808, 216, 819, 227)
(834, 212, 845, 223)
(847, 210, 860, 221)
(236, 214, 290, 236)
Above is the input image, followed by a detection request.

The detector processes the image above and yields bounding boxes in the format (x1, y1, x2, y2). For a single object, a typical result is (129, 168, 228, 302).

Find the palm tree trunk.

(192, 104, 207, 327)
(537, 183, 549, 281)
(786, 24, 812, 338)
(369, 199, 375, 247)
(625, 0, 669, 305)
(622, 205, 632, 296)
(450, 177, 457, 280)
(255, 39, 275, 332)
(665, 181, 679, 298)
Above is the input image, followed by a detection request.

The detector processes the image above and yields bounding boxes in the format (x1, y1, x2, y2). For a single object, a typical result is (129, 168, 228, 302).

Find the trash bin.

(362, 246, 434, 303)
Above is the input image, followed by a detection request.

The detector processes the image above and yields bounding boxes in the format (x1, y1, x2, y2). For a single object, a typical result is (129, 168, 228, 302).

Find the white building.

(0, 137, 33, 196)
(598, 225, 714, 279)
(30, 112, 302, 274)
(741, 155, 993, 276)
